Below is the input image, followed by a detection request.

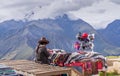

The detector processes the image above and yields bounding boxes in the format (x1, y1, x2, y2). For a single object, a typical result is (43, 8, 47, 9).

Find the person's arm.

(35, 43, 40, 54)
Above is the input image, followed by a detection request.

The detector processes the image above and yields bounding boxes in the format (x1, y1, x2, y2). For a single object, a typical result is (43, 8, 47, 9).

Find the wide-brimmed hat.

(38, 37, 49, 44)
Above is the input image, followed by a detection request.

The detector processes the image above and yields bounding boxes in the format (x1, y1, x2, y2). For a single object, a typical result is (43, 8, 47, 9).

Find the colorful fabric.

(75, 32, 95, 52)
(74, 41, 80, 50)
(96, 60, 103, 70)
(49, 50, 107, 72)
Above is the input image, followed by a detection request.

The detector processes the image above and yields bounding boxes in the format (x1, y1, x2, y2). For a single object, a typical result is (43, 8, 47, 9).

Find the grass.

(99, 71, 120, 76)
(104, 70, 120, 76)
(106, 56, 120, 59)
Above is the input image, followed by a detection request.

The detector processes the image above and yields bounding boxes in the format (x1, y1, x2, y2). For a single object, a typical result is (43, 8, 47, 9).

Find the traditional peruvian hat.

(38, 37, 49, 44)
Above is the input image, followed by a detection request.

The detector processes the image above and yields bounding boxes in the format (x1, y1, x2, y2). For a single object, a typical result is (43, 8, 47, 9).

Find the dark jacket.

(35, 45, 50, 64)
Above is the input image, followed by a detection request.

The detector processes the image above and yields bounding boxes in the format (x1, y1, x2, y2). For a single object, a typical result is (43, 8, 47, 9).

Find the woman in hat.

(35, 37, 50, 64)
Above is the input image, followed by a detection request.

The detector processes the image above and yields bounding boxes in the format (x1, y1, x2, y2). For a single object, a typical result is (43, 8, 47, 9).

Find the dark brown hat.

(38, 37, 49, 44)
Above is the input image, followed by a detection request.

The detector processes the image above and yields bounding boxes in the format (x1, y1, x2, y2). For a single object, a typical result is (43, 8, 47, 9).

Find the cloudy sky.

(0, 0, 120, 29)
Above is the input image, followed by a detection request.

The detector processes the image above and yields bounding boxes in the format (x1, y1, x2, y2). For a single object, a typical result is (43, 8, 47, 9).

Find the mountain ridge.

(98, 19, 120, 47)
(0, 15, 120, 59)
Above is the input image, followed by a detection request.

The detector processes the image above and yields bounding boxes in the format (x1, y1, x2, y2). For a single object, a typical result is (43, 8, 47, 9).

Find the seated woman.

(35, 37, 50, 64)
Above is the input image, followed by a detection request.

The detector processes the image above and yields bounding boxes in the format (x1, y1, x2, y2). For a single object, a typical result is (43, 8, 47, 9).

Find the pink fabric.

(74, 42, 80, 50)
(97, 61, 103, 70)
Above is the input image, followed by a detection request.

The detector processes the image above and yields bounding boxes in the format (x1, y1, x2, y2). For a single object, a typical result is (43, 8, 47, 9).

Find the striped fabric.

(49, 50, 107, 72)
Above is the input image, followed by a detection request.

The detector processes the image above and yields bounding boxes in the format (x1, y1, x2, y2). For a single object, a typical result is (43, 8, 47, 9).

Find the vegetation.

(99, 71, 105, 76)
(99, 70, 120, 76)
(106, 56, 120, 59)
(106, 71, 120, 76)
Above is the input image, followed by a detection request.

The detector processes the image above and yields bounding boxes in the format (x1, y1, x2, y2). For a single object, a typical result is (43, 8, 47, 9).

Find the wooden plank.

(35, 69, 71, 76)
(0, 60, 82, 76)
(0, 60, 33, 65)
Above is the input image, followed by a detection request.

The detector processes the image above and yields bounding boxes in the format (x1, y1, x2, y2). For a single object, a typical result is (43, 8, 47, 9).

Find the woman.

(35, 37, 50, 64)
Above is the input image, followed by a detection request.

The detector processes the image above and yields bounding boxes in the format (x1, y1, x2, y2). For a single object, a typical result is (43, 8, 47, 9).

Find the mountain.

(98, 19, 120, 47)
(97, 19, 120, 55)
(0, 15, 119, 60)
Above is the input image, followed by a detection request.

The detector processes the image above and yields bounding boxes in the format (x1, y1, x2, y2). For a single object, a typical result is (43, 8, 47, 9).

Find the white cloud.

(30, 0, 100, 19)
(0, 0, 120, 29)
(0, 0, 53, 21)
(110, 0, 120, 4)
(0, 0, 99, 21)
(71, 0, 120, 29)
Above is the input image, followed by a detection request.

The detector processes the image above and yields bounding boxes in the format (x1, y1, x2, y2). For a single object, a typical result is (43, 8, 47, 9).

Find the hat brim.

(39, 40, 49, 44)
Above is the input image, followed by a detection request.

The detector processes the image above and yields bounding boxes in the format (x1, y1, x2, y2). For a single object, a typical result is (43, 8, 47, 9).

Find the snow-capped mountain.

(0, 15, 119, 60)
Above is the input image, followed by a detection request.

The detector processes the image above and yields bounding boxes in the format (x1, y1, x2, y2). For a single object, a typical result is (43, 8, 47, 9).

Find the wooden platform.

(0, 60, 82, 76)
